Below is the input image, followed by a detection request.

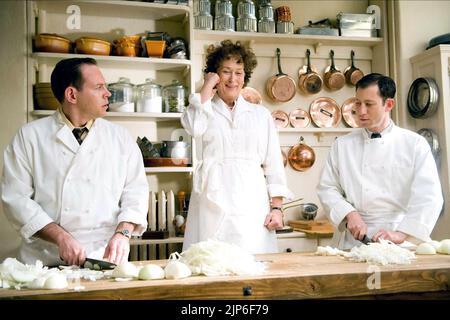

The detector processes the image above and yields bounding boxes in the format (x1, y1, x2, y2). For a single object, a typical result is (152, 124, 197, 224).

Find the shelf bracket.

(313, 42, 322, 54)
(313, 132, 324, 142)
(182, 12, 189, 26)
(182, 64, 190, 78)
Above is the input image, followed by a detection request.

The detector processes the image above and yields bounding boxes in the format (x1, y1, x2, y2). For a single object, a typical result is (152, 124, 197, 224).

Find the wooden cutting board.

(288, 220, 334, 238)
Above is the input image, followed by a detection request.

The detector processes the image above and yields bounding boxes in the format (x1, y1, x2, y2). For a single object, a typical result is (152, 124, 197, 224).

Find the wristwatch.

(115, 229, 131, 239)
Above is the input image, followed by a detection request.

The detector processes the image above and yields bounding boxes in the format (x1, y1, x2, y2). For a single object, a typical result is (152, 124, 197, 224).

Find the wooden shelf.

(130, 237, 184, 245)
(278, 127, 355, 133)
(30, 110, 182, 121)
(34, 0, 190, 22)
(32, 52, 191, 71)
(145, 167, 193, 173)
(194, 30, 383, 48)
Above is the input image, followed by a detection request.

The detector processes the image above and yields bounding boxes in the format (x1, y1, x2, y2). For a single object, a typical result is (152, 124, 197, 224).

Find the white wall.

(393, 0, 450, 239)
(394, 0, 450, 130)
(0, 1, 27, 261)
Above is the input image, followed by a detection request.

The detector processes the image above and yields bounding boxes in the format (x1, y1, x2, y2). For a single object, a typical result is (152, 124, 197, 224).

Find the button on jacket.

(317, 123, 443, 249)
(1, 112, 149, 265)
(181, 93, 293, 254)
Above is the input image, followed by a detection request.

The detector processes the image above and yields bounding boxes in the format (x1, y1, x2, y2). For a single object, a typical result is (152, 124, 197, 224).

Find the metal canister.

(214, 0, 235, 31)
(258, 0, 275, 33)
(194, 0, 213, 30)
(236, 0, 257, 32)
(276, 21, 294, 34)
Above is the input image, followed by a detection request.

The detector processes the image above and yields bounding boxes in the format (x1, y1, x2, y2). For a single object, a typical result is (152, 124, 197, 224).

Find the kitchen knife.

(360, 234, 374, 245)
(83, 258, 116, 270)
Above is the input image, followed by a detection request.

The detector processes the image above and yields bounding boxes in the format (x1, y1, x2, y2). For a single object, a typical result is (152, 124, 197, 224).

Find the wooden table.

(1, 252, 450, 299)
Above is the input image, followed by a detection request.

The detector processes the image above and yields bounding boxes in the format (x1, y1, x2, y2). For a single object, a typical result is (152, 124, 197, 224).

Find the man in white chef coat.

(1, 58, 148, 266)
(317, 73, 443, 249)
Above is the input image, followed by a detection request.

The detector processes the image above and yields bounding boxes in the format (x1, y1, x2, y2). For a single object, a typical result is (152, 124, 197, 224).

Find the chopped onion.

(315, 246, 346, 256)
(439, 240, 450, 254)
(180, 239, 265, 276)
(344, 240, 416, 265)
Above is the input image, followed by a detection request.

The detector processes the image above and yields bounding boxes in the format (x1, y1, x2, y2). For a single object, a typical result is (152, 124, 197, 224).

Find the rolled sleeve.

(20, 213, 54, 243)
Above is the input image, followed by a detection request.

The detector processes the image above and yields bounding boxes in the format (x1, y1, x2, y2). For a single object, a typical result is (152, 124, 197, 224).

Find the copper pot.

(266, 48, 296, 102)
(271, 110, 289, 128)
(341, 97, 359, 128)
(309, 97, 341, 128)
(324, 50, 345, 91)
(241, 86, 262, 104)
(288, 137, 316, 172)
(344, 50, 364, 86)
(298, 49, 323, 95)
(35, 33, 71, 54)
(75, 37, 111, 56)
(289, 108, 310, 128)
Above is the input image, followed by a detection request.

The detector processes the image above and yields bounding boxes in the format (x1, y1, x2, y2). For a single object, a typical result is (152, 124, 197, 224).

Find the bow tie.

(370, 132, 382, 139)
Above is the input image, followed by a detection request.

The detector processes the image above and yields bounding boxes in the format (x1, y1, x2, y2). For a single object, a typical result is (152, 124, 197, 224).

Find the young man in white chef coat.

(0, 58, 148, 266)
(317, 73, 443, 249)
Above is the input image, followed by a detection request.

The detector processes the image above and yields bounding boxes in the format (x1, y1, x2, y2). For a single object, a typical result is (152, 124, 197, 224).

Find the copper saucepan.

(271, 110, 290, 128)
(298, 49, 323, 95)
(289, 108, 310, 128)
(344, 50, 364, 86)
(241, 86, 262, 104)
(309, 97, 341, 128)
(341, 97, 359, 128)
(288, 137, 316, 172)
(266, 48, 296, 102)
(324, 50, 345, 91)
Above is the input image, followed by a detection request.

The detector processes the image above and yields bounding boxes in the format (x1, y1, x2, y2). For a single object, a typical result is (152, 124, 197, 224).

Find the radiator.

(129, 190, 182, 261)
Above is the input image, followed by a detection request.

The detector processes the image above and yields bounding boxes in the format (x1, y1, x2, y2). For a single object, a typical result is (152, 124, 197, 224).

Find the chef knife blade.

(83, 258, 116, 270)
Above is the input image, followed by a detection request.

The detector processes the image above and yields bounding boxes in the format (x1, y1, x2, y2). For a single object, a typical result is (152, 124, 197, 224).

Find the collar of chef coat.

(57, 107, 94, 131)
(212, 94, 253, 123)
(362, 120, 394, 140)
(53, 111, 99, 154)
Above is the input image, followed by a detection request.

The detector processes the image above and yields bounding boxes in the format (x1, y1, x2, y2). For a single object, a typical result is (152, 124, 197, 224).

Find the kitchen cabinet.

(410, 45, 450, 239)
(25, 0, 195, 258)
(277, 232, 318, 253)
(191, 0, 390, 226)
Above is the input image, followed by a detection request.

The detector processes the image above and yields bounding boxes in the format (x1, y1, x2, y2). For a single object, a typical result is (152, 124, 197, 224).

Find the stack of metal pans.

(407, 77, 439, 119)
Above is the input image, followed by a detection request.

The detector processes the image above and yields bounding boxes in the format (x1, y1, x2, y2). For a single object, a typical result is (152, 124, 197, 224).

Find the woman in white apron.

(181, 40, 293, 254)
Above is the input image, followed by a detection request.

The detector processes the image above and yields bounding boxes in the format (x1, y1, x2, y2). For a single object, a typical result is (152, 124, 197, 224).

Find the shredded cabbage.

(180, 239, 265, 276)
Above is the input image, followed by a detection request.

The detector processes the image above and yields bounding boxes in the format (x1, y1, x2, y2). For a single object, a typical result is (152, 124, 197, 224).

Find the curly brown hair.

(204, 40, 257, 87)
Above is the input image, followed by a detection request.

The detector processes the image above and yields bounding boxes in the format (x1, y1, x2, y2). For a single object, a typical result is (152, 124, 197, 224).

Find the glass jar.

(162, 80, 187, 113)
(135, 79, 162, 113)
(108, 77, 135, 112)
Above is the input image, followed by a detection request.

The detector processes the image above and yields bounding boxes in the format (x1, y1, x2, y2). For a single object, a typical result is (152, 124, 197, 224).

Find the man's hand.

(200, 72, 220, 103)
(264, 209, 283, 231)
(103, 234, 130, 265)
(36, 222, 86, 266)
(372, 229, 407, 244)
(346, 211, 368, 241)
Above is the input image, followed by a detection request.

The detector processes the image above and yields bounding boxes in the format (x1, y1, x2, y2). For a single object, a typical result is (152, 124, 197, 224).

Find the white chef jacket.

(1, 112, 149, 265)
(181, 93, 293, 254)
(317, 122, 443, 249)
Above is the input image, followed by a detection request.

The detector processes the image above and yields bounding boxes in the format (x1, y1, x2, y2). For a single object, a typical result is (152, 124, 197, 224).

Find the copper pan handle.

(320, 108, 333, 117)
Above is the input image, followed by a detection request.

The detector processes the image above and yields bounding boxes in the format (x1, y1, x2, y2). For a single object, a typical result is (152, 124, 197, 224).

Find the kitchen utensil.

(145, 40, 166, 58)
(136, 79, 162, 113)
(193, 0, 213, 30)
(324, 50, 345, 91)
(34, 33, 71, 53)
(241, 86, 262, 104)
(214, 0, 235, 31)
(281, 149, 287, 167)
(298, 49, 323, 95)
(144, 157, 188, 167)
(296, 18, 339, 36)
(75, 37, 111, 55)
(275, 5, 291, 22)
(309, 97, 341, 128)
(288, 137, 316, 172)
(266, 48, 296, 102)
(418, 128, 440, 165)
(170, 128, 190, 143)
(427, 32, 450, 49)
(160, 140, 190, 159)
(257, 0, 275, 33)
(271, 110, 289, 128)
(83, 258, 116, 270)
(300, 203, 318, 220)
(288, 220, 334, 238)
(276, 21, 294, 34)
(344, 50, 364, 86)
(345, 222, 374, 245)
(158, 190, 167, 231)
(407, 77, 439, 119)
(236, 0, 257, 32)
(289, 108, 310, 128)
(341, 97, 359, 128)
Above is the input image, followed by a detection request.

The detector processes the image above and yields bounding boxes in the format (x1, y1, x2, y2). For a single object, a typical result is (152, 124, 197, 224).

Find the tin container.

(215, 0, 235, 31)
